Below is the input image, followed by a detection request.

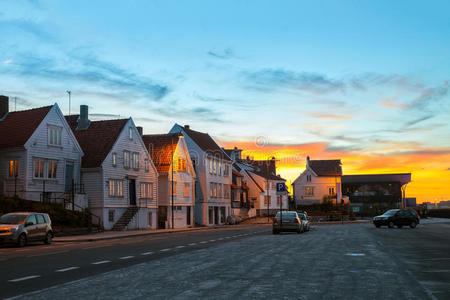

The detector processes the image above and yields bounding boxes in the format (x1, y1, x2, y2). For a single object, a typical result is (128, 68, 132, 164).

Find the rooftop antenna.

(66, 90, 71, 115)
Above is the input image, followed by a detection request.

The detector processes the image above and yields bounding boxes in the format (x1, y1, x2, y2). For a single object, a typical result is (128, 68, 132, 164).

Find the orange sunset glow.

(219, 140, 450, 204)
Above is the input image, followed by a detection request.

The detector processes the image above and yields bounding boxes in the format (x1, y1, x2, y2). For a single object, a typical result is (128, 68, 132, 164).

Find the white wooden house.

(293, 156, 342, 206)
(66, 105, 158, 230)
(0, 96, 84, 205)
(142, 133, 196, 229)
(169, 124, 232, 226)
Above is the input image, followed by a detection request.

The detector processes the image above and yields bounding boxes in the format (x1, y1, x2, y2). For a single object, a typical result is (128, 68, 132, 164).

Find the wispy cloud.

(242, 68, 344, 94)
(408, 81, 449, 110)
(1, 59, 13, 64)
(207, 48, 237, 60)
(1, 51, 171, 101)
(313, 114, 352, 120)
(404, 115, 434, 128)
(379, 98, 407, 109)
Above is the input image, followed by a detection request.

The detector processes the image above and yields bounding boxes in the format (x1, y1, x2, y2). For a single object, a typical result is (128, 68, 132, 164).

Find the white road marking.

(55, 267, 79, 272)
(160, 248, 171, 252)
(209, 240, 216, 242)
(175, 245, 186, 249)
(141, 252, 154, 256)
(346, 253, 365, 256)
(218, 238, 224, 240)
(119, 256, 134, 260)
(91, 260, 111, 265)
(199, 241, 207, 244)
(188, 243, 197, 246)
(8, 275, 40, 282)
(225, 237, 231, 239)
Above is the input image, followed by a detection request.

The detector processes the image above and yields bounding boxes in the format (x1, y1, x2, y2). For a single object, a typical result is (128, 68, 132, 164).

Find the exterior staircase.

(111, 206, 139, 231)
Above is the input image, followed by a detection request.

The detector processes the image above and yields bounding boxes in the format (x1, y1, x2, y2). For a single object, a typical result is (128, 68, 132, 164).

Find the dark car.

(373, 209, 420, 229)
(0, 212, 53, 247)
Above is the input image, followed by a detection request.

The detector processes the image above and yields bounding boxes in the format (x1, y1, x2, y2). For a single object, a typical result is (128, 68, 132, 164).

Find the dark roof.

(342, 173, 411, 185)
(65, 115, 128, 168)
(180, 125, 231, 161)
(309, 159, 342, 176)
(239, 158, 285, 181)
(0, 106, 52, 149)
(142, 133, 179, 174)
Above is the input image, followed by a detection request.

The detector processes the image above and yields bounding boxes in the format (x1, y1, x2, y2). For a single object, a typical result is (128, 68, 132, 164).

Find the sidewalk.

(54, 226, 224, 243)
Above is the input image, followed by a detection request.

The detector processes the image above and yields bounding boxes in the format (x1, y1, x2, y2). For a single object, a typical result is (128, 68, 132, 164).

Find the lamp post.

(266, 159, 269, 222)
(171, 134, 174, 229)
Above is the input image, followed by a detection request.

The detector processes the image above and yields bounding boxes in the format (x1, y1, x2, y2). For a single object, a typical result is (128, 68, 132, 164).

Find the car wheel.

(388, 221, 394, 228)
(17, 233, 27, 247)
(410, 221, 417, 228)
(44, 232, 53, 244)
(375, 224, 381, 228)
(397, 225, 403, 229)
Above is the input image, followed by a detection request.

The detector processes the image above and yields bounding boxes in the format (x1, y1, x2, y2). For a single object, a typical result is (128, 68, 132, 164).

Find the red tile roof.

(0, 106, 52, 149)
(309, 159, 342, 176)
(142, 134, 179, 174)
(65, 115, 128, 168)
(180, 126, 231, 161)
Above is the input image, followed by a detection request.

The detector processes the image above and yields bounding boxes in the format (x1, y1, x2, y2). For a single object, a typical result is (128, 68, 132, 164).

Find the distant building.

(342, 173, 411, 215)
(437, 200, 450, 209)
(292, 156, 343, 206)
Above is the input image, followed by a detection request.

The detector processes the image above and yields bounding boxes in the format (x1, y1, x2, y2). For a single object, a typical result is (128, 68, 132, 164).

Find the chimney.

(269, 157, 276, 174)
(0, 95, 9, 119)
(76, 105, 91, 130)
(306, 156, 310, 167)
(136, 126, 143, 136)
(184, 125, 190, 129)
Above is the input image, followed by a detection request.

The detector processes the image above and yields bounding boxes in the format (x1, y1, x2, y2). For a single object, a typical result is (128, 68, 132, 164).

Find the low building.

(230, 164, 251, 219)
(0, 96, 84, 205)
(66, 105, 158, 230)
(293, 156, 343, 206)
(142, 133, 196, 229)
(342, 173, 411, 216)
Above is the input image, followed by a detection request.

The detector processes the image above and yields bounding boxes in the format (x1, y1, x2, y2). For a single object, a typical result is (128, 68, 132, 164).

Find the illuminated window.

(177, 158, 186, 171)
(109, 179, 123, 197)
(8, 160, 18, 177)
(183, 183, 190, 197)
(218, 183, 222, 198)
(47, 160, 58, 178)
(264, 195, 271, 205)
(140, 183, 153, 199)
(34, 160, 45, 178)
(328, 187, 335, 195)
(304, 187, 314, 196)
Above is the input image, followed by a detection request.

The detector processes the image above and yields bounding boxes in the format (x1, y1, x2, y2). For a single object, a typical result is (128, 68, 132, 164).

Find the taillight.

(273, 218, 278, 224)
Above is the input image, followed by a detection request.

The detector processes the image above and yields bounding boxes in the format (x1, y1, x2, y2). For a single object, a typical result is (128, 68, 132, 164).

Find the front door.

(129, 179, 136, 205)
(64, 163, 74, 193)
(158, 206, 167, 229)
(214, 206, 219, 224)
(187, 206, 191, 226)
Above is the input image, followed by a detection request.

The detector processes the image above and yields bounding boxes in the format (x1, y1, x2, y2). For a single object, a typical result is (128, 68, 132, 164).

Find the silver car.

(298, 213, 311, 232)
(0, 212, 53, 247)
(272, 211, 304, 234)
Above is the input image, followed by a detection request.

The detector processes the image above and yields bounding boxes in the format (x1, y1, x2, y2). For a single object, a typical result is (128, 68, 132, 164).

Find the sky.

(1, 0, 449, 203)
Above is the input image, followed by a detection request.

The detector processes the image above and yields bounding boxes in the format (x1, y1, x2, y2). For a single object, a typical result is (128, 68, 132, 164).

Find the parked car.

(373, 209, 420, 229)
(272, 211, 304, 234)
(298, 213, 310, 232)
(0, 212, 53, 247)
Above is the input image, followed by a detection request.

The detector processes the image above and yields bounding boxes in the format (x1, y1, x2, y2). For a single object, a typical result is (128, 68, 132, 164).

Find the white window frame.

(132, 152, 140, 170)
(123, 151, 130, 169)
(140, 182, 153, 199)
(47, 160, 58, 178)
(109, 179, 124, 197)
(144, 158, 149, 172)
(112, 153, 117, 167)
(48, 126, 62, 146)
(183, 183, 190, 198)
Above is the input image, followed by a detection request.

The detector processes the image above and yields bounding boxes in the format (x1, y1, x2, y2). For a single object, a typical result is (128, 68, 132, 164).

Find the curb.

(53, 225, 239, 243)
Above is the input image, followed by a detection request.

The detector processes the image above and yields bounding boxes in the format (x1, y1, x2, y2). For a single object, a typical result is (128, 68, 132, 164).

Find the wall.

(294, 169, 342, 205)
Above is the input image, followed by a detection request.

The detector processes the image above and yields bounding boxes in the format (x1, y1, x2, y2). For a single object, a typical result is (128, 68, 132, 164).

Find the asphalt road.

(2, 220, 450, 299)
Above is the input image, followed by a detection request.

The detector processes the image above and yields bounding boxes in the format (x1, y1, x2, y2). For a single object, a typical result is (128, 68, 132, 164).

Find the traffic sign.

(276, 182, 286, 195)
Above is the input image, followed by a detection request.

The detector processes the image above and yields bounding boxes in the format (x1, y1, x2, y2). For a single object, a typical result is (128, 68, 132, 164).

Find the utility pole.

(66, 91, 71, 115)
(171, 134, 175, 229)
(266, 159, 269, 222)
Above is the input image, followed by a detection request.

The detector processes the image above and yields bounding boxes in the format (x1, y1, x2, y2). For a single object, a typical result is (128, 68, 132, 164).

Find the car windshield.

(0, 214, 27, 224)
(382, 210, 398, 216)
(275, 212, 297, 219)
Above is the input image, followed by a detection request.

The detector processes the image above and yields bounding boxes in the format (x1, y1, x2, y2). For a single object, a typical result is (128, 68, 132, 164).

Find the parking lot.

(6, 219, 449, 300)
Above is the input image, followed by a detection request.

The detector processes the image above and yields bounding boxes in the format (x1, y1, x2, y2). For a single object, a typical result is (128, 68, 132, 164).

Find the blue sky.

(1, 0, 449, 154)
